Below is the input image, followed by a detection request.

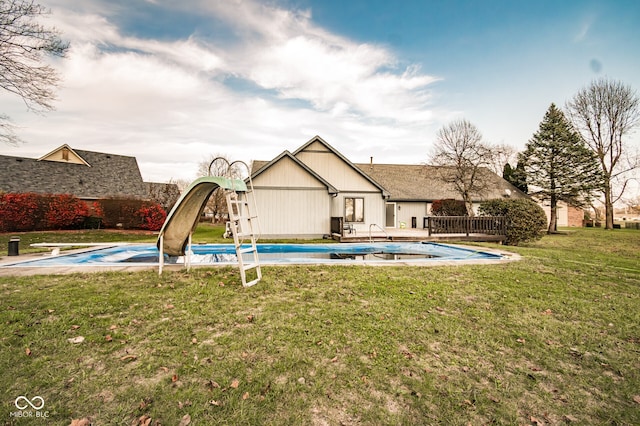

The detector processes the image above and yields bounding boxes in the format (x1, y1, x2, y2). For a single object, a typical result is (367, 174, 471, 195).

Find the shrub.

(96, 198, 144, 229)
(431, 199, 468, 216)
(45, 194, 90, 230)
(478, 198, 547, 246)
(93, 198, 167, 230)
(0, 193, 45, 231)
(136, 202, 167, 231)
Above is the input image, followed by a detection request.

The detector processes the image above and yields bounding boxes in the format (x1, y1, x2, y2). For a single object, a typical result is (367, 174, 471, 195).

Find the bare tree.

(566, 78, 640, 229)
(196, 154, 245, 223)
(485, 142, 517, 176)
(430, 119, 492, 216)
(0, 0, 68, 144)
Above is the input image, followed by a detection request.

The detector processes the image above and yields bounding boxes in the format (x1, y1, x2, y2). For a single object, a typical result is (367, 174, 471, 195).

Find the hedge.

(95, 198, 166, 231)
(0, 193, 167, 232)
(478, 198, 547, 246)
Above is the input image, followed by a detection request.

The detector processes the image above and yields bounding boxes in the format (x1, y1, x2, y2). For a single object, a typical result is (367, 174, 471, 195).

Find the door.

(385, 202, 396, 228)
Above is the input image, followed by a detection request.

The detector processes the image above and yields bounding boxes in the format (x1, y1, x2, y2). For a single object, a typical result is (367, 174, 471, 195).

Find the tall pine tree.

(521, 103, 602, 233)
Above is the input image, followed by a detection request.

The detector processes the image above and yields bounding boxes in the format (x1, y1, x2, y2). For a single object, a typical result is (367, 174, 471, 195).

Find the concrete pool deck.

(0, 243, 521, 277)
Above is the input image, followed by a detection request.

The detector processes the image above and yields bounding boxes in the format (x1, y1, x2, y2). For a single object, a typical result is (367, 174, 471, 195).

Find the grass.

(0, 228, 638, 425)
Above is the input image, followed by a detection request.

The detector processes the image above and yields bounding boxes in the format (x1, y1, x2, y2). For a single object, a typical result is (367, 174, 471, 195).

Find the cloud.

(1, 0, 443, 182)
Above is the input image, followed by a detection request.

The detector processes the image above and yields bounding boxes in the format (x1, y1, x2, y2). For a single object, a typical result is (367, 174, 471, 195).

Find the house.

(354, 162, 529, 229)
(0, 145, 178, 207)
(250, 136, 528, 239)
(251, 136, 389, 238)
(539, 201, 584, 227)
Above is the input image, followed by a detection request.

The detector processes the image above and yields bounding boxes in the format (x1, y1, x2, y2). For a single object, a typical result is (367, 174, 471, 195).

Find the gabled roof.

(250, 150, 338, 194)
(293, 135, 390, 197)
(355, 163, 528, 202)
(0, 147, 148, 199)
(37, 144, 90, 166)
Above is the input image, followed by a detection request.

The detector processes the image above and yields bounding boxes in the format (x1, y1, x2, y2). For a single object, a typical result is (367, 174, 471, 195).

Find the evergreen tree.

(512, 160, 528, 193)
(503, 161, 528, 193)
(521, 103, 602, 233)
(502, 163, 513, 181)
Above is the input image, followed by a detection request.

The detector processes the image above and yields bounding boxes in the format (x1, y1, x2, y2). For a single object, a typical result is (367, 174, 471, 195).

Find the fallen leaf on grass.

(230, 379, 240, 389)
(178, 400, 192, 409)
(68, 336, 85, 344)
(178, 414, 191, 426)
(70, 325, 81, 330)
(121, 354, 137, 362)
(209, 400, 221, 406)
(563, 415, 578, 423)
(542, 309, 553, 315)
(206, 380, 221, 390)
(165, 304, 175, 310)
(69, 418, 91, 426)
(530, 416, 542, 425)
(246, 314, 254, 322)
(516, 338, 526, 344)
(135, 415, 152, 426)
(633, 395, 640, 404)
(109, 325, 118, 330)
(191, 337, 198, 344)
(172, 374, 179, 383)
(330, 356, 338, 363)
(25, 347, 32, 356)
(242, 392, 249, 400)
(139, 398, 152, 409)
(105, 335, 113, 342)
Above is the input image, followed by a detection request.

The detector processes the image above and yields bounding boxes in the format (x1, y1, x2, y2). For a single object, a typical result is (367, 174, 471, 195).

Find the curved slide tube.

(157, 176, 247, 257)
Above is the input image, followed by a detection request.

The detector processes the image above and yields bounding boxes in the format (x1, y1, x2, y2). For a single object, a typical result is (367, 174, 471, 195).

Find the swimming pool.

(2, 242, 504, 268)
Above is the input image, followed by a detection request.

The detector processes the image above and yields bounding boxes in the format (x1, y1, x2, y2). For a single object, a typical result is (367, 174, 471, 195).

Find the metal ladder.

(226, 189, 262, 287)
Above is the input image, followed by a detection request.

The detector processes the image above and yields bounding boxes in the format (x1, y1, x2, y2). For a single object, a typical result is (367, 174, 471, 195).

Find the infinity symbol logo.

(15, 396, 45, 410)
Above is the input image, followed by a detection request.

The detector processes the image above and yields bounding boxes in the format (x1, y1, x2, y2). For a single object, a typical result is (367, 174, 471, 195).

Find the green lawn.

(0, 228, 638, 425)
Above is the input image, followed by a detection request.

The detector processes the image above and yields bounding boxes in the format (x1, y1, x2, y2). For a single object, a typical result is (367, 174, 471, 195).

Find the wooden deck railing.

(423, 216, 506, 237)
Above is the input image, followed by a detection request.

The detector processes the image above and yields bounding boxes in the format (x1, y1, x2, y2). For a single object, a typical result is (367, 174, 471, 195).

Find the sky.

(1, 0, 639, 185)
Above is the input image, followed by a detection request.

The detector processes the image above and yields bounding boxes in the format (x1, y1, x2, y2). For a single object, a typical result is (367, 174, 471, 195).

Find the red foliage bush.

(45, 194, 90, 230)
(0, 193, 45, 231)
(135, 202, 167, 231)
(431, 199, 468, 216)
(0, 193, 90, 232)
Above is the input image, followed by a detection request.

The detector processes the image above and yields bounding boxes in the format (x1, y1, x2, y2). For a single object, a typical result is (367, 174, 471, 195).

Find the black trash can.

(8, 237, 20, 256)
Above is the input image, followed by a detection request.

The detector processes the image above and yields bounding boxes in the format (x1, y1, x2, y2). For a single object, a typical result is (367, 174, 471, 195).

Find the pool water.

(3, 242, 502, 267)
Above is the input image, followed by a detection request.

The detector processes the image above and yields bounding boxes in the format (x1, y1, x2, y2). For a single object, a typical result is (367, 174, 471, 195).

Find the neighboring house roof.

(355, 163, 528, 202)
(0, 147, 148, 199)
(250, 150, 339, 194)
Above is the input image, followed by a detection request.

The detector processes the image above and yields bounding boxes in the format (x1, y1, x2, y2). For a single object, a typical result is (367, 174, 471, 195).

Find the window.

(345, 197, 364, 222)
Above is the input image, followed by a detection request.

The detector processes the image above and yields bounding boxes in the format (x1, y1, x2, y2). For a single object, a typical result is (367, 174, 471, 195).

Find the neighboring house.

(539, 201, 584, 228)
(0, 144, 178, 206)
(250, 135, 528, 239)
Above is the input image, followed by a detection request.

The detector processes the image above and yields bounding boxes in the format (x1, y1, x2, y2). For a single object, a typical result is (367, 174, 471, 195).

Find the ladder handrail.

(368, 223, 390, 243)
